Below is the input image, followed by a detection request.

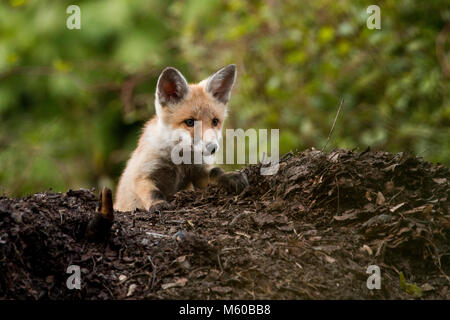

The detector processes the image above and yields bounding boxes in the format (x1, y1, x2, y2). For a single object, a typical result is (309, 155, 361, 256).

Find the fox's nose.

(206, 142, 219, 155)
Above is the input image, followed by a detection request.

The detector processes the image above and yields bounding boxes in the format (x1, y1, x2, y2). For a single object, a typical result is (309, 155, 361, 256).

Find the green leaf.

(399, 272, 423, 298)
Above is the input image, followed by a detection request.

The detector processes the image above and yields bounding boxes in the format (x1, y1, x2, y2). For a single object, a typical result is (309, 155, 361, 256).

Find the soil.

(1, 148, 449, 300)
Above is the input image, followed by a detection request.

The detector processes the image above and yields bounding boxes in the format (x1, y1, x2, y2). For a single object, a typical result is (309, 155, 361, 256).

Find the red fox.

(114, 65, 249, 212)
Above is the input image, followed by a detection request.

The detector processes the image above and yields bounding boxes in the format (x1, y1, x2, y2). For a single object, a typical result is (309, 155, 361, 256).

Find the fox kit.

(114, 64, 249, 212)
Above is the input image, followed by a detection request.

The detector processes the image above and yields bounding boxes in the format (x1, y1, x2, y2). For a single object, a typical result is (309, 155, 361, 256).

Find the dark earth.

(1, 148, 449, 299)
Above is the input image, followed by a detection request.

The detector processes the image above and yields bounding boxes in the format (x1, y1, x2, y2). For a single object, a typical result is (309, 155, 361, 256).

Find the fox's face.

(154, 65, 236, 164)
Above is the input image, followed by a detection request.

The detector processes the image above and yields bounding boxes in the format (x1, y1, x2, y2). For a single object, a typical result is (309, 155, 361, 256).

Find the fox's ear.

(205, 64, 237, 104)
(156, 67, 189, 106)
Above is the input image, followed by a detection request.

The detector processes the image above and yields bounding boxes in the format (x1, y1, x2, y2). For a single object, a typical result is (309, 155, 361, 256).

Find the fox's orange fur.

(114, 65, 248, 212)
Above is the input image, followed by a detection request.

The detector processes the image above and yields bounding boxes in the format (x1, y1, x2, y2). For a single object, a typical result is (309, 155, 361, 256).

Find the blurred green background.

(0, 0, 449, 196)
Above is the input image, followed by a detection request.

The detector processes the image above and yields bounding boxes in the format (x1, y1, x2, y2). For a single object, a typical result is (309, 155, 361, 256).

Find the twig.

(229, 211, 248, 226)
(321, 98, 344, 152)
(217, 254, 224, 274)
(148, 256, 157, 290)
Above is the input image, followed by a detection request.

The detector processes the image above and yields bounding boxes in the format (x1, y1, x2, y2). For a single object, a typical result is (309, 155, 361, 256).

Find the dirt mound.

(1, 148, 449, 299)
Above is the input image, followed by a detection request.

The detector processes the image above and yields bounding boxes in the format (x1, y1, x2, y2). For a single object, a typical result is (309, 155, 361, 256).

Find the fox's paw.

(148, 201, 172, 214)
(218, 171, 249, 194)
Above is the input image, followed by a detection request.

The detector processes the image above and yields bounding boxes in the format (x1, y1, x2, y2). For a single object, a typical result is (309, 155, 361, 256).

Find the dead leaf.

(118, 274, 127, 282)
(432, 178, 447, 184)
(161, 277, 188, 290)
(360, 244, 373, 256)
(211, 286, 233, 294)
(333, 210, 358, 221)
(324, 255, 336, 263)
(252, 214, 275, 227)
(421, 283, 435, 292)
(312, 245, 340, 254)
(175, 256, 191, 270)
(127, 284, 137, 297)
(376, 192, 385, 205)
(384, 181, 395, 193)
(362, 214, 392, 227)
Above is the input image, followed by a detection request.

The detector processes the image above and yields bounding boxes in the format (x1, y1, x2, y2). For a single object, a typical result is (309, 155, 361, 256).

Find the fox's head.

(154, 65, 236, 164)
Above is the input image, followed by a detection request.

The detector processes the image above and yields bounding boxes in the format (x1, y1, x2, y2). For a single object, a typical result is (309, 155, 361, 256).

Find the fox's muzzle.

(206, 142, 219, 155)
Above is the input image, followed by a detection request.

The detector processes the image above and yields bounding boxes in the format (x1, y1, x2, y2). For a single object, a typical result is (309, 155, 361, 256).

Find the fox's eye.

(184, 118, 195, 127)
(212, 118, 219, 127)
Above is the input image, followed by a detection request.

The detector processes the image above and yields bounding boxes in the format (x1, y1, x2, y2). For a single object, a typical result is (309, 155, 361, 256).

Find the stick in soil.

(321, 98, 344, 152)
(86, 187, 114, 241)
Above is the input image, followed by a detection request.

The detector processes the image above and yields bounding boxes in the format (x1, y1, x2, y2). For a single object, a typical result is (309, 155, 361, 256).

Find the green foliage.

(399, 272, 423, 298)
(0, 0, 449, 196)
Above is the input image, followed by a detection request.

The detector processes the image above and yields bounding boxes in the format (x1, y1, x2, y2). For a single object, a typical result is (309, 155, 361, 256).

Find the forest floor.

(1, 148, 449, 300)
